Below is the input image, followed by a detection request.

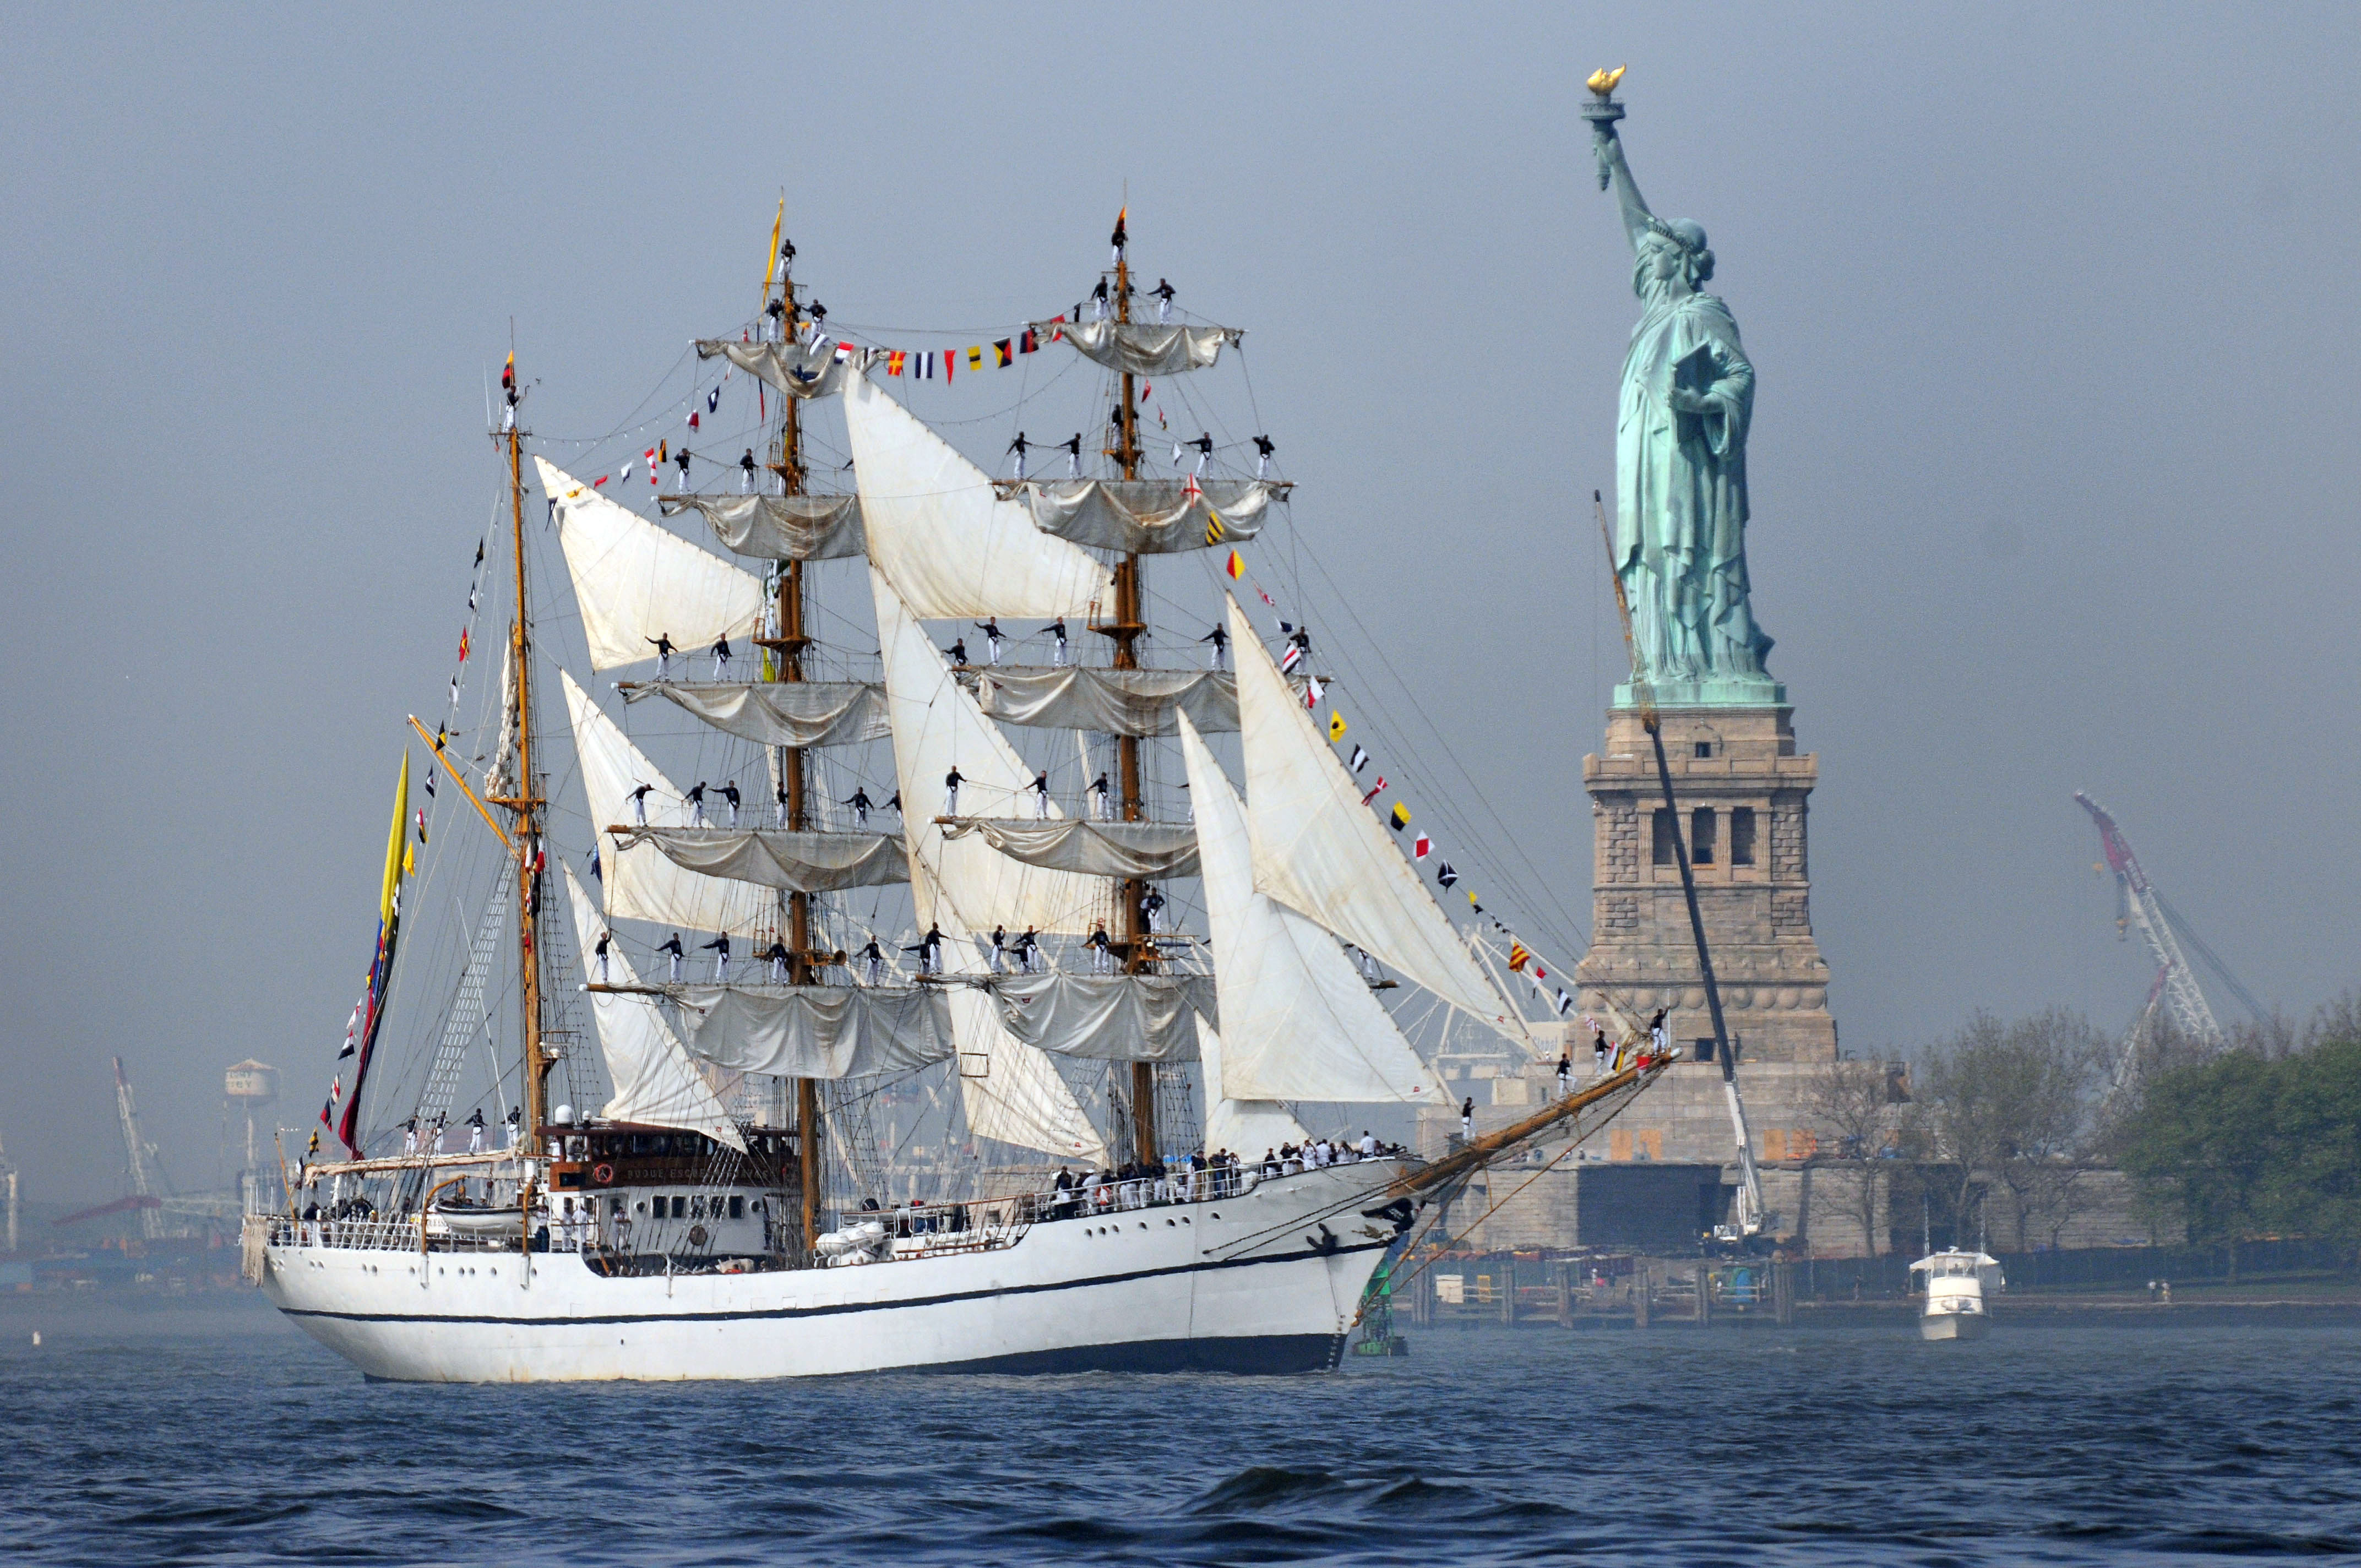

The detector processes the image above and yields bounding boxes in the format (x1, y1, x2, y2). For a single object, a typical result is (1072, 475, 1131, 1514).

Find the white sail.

(659, 494, 864, 560)
(561, 669, 776, 939)
(1179, 711, 1444, 1105)
(842, 375, 1111, 619)
(612, 827, 909, 894)
(989, 972, 1213, 1062)
(670, 984, 954, 1079)
(696, 337, 858, 400)
(1195, 1014, 1309, 1158)
(1018, 478, 1280, 554)
(621, 679, 889, 749)
(538, 458, 765, 671)
(1228, 597, 1519, 1037)
(562, 865, 744, 1151)
(1041, 319, 1241, 377)
(937, 818, 1199, 879)
(975, 665, 1238, 737)
(871, 571, 1108, 936)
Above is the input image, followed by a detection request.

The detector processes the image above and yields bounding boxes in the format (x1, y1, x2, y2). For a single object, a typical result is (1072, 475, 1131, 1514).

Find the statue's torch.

(1581, 66, 1627, 190)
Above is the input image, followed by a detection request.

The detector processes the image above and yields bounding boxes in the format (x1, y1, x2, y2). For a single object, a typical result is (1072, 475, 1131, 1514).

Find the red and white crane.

(2074, 792, 2266, 1092)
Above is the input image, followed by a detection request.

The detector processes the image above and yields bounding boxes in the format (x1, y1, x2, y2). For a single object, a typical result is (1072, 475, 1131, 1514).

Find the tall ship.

(252, 211, 1686, 1381)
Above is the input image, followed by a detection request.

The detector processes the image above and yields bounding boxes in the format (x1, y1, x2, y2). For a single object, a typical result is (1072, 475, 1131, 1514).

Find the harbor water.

(3, 1295, 2357, 1565)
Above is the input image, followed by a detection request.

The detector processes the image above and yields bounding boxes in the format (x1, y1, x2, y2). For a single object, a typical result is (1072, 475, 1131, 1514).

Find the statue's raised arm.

(1591, 118, 1656, 257)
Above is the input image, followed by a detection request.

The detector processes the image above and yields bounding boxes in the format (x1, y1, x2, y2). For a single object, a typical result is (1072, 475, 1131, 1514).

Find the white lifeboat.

(1910, 1248, 2003, 1341)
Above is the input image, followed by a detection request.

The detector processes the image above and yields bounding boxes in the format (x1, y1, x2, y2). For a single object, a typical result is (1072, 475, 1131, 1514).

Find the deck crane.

(2074, 792, 2267, 1094)
(1593, 493, 1769, 1242)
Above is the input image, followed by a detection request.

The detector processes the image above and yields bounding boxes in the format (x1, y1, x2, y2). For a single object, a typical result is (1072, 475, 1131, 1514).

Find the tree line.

(1799, 994, 2359, 1258)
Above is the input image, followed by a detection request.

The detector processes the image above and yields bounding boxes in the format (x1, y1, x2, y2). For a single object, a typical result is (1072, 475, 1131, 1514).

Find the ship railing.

(264, 1213, 527, 1255)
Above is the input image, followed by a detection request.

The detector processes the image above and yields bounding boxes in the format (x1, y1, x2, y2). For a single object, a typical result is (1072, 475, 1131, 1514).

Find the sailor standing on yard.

(719, 781, 742, 827)
(1089, 772, 1112, 821)
(594, 928, 612, 983)
(710, 636, 733, 680)
(1029, 769, 1052, 820)
(943, 765, 964, 817)
(976, 619, 1007, 665)
(1200, 622, 1228, 670)
(1557, 1051, 1572, 1099)
(1063, 433, 1083, 477)
(740, 448, 758, 493)
(1046, 617, 1070, 668)
(659, 933, 686, 982)
(990, 924, 1008, 973)
(1460, 1097, 1475, 1145)
(1152, 277, 1176, 323)
(764, 940, 791, 984)
(1005, 432, 1030, 481)
(1594, 1026, 1611, 1075)
(1177, 433, 1214, 475)
(646, 634, 675, 678)
(1253, 434, 1275, 478)
(1086, 922, 1115, 975)
(1649, 1008, 1669, 1057)
(905, 923, 945, 976)
(858, 938, 885, 985)
(1015, 925, 1041, 974)
(505, 1107, 521, 1148)
(687, 782, 710, 827)
(701, 933, 731, 981)
(628, 781, 655, 826)
(673, 445, 691, 492)
(775, 780, 790, 829)
(466, 1108, 486, 1154)
(841, 787, 873, 829)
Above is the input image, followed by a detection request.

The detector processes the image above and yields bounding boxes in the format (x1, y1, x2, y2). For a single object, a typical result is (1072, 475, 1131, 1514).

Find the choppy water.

(4, 1295, 2358, 1565)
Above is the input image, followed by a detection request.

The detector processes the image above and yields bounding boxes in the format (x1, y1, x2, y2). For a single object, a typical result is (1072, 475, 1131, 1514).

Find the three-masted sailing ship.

(252, 215, 1673, 1381)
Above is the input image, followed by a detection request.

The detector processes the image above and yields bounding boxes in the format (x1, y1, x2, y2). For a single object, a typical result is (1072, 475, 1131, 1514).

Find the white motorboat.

(1911, 1248, 2003, 1341)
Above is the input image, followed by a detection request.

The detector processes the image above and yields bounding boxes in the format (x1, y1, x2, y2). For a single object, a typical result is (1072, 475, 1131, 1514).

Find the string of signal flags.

(1232, 571, 1584, 1025)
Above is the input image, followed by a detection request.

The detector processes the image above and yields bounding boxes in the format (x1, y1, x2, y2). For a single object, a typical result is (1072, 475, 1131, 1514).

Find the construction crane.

(1592, 493, 1769, 1242)
(112, 1057, 166, 1242)
(2074, 792, 2267, 1094)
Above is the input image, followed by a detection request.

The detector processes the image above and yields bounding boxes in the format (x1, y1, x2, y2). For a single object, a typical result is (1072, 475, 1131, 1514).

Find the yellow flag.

(1328, 711, 1347, 742)
(1205, 511, 1225, 545)
(378, 752, 410, 924)
(402, 842, 416, 879)
(1390, 802, 1411, 832)
(764, 197, 784, 293)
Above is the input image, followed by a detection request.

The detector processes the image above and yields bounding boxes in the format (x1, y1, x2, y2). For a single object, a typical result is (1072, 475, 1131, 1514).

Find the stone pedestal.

(1574, 704, 1839, 1179)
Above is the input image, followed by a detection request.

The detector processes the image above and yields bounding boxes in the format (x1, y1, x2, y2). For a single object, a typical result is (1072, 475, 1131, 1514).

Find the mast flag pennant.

(1414, 834, 1430, 861)
(1436, 861, 1459, 888)
(1225, 551, 1244, 580)
(1390, 802, 1411, 832)
(1328, 711, 1347, 742)
(1350, 745, 1370, 774)
(335, 751, 410, 1156)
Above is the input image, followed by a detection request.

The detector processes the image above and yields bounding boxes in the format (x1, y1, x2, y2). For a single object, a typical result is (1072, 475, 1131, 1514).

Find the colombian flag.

(336, 752, 410, 1157)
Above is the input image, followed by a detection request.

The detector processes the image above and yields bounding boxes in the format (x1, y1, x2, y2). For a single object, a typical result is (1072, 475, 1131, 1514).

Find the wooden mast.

(508, 357, 552, 1139)
(1108, 222, 1158, 1168)
(764, 251, 823, 1258)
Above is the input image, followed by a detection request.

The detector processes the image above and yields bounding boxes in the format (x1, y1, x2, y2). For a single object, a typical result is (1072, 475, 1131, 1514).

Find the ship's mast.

(1106, 228, 1158, 1167)
(507, 368, 552, 1135)
(763, 251, 823, 1255)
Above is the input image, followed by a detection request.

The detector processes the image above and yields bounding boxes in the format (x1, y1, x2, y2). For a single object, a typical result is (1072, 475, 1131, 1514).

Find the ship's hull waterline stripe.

(274, 1234, 1390, 1330)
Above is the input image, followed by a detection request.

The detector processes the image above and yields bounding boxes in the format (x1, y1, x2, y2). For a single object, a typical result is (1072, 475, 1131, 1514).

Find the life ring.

(591, 1163, 616, 1186)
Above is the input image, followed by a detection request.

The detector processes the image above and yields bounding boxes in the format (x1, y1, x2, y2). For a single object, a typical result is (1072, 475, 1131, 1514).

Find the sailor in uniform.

(700, 933, 731, 981)
(1029, 769, 1052, 820)
(628, 782, 655, 826)
(1005, 432, 1030, 481)
(740, 448, 758, 493)
(659, 933, 686, 982)
(719, 781, 742, 827)
(1254, 434, 1275, 477)
(943, 766, 964, 817)
(975, 619, 1007, 665)
(1089, 772, 1112, 821)
(646, 634, 675, 678)
(1152, 277, 1176, 323)
(1046, 617, 1069, 668)
(1200, 622, 1228, 670)
(841, 787, 873, 829)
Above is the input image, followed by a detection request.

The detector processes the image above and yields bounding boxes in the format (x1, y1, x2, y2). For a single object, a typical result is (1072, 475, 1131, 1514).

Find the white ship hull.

(263, 1162, 1405, 1382)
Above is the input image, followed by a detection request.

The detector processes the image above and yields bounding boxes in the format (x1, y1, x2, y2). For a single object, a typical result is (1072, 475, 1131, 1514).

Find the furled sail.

(1196, 1014, 1309, 1158)
(1179, 711, 1444, 1104)
(988, 972, 1214, 1063)
(621, 679, 890, 749)
(871, 571, 1108, 935)
(696, 337, 857, 400)
(938, 818, 1200, 880)
(659, 493, 864, 560)
(1041, 319, 1242, 377)
(668, 983, 954, 1079)
(1228, 597, 1519, 1037)
(538, 458, 765, 671)
(1015, 478, 1282, 554)
(611, 827, 910, 894)
(973, 665, 1238, 737)
(842, 375, 1111, 618)
(561, 669, 776, 938)
(561, 865, 745, 1151)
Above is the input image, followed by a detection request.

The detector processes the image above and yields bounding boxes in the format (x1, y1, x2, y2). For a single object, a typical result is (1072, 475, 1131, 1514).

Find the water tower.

(225, 1060, 277, 1206)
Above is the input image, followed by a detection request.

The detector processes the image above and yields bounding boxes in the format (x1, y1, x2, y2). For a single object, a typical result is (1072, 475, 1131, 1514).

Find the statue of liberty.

(1585, 84, 1776, 700)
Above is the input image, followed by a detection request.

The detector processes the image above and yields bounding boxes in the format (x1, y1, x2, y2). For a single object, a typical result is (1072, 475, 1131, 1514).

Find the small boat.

(1911, 1248, 2002, 1341)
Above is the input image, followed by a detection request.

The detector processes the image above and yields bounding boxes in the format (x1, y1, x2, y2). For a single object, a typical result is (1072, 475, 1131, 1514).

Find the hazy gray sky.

(5, 3, 2355, 1197)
